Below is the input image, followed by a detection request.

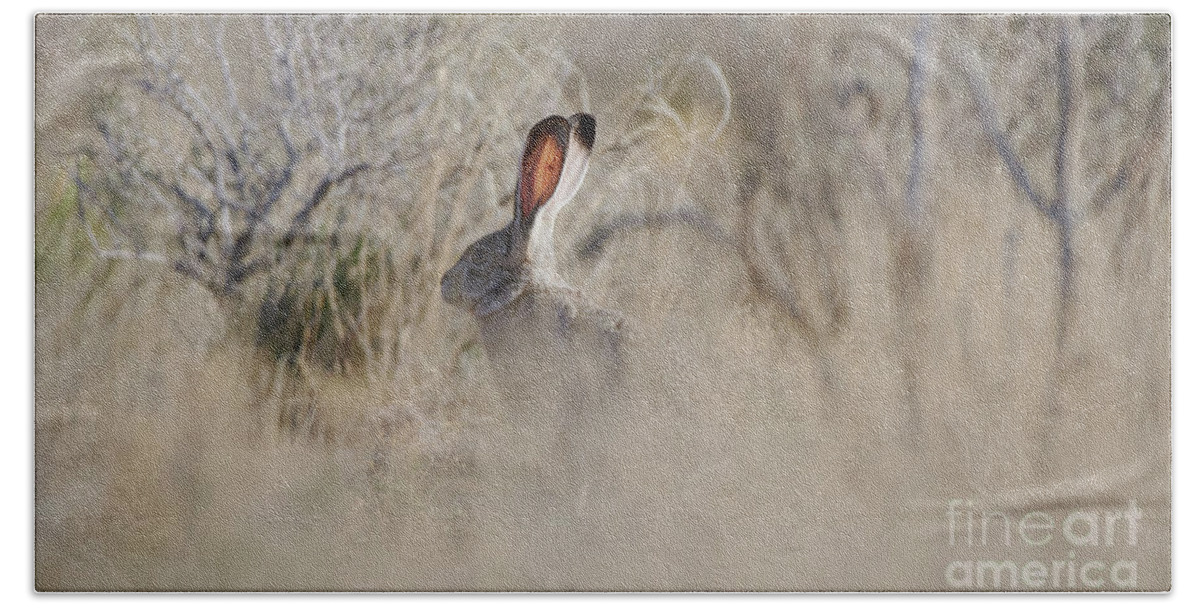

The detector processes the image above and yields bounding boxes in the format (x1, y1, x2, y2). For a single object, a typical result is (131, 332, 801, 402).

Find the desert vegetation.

(36, 14, 1169, 590)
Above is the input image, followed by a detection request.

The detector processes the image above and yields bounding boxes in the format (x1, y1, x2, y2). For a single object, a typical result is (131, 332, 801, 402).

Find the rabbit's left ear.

(516, 116, 571, 223)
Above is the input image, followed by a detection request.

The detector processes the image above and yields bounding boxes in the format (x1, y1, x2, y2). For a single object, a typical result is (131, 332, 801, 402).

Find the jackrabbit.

(445, 116, 625, 545)
(441, 113, 597, 318)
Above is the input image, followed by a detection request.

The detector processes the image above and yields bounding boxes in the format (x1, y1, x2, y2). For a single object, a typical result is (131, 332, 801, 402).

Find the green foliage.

(255, 234, 397, 376)
(35, 172, 97, 285)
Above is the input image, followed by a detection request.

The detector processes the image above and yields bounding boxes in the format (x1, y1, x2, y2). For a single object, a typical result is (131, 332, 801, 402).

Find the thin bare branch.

(904, 15, 932, 224)
(957, 50, 1052, 216)
(282, 163, 371, 246)
(72, 164, 168, 264)
(574, 208, 733, 262)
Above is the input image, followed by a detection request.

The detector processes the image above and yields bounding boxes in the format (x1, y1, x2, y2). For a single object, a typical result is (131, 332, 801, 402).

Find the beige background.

(35, 14, 1169, 590)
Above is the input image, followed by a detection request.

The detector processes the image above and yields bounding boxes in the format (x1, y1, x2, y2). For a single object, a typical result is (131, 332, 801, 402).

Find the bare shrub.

(948, 15, 1170, 351)
(71, 16, 571, 364)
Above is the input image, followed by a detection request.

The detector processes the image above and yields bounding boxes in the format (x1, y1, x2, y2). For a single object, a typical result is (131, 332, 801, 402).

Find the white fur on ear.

(554, 114, 595, 210)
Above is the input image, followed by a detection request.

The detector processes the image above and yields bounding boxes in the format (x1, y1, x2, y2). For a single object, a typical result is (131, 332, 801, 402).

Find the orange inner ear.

(519, 134, 565, 221)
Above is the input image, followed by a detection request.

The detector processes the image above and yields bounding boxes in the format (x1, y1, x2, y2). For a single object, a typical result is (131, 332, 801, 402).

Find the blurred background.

(34, 14, 1170, 590)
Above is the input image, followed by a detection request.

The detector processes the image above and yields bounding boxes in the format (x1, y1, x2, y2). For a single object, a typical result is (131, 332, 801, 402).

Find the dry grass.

(35, 14, 1170, 590)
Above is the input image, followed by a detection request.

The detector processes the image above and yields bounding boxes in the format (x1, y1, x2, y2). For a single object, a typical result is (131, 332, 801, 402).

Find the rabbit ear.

(515, 115, 571, 223)
(549, 113, 595, 208)
(568, 112, 596, 150)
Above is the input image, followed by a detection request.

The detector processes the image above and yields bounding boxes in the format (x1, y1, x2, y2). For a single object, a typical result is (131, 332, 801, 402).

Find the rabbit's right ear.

(514, 115, 572, 225)
(550, 113, 596, 208)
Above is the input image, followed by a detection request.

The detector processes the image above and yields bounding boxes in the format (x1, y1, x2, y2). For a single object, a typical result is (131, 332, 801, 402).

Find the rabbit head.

(440, 113, 595, 318)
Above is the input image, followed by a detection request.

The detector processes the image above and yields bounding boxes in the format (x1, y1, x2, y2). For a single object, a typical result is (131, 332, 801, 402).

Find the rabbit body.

(443, 116, 625, 540)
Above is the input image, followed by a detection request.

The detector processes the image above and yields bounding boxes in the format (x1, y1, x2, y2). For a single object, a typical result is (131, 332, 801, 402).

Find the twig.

(281, 163, 371, 247)
(904, 15, 932, 224)
(961, 61, 1052, 216)
(574, 208, 733, 262)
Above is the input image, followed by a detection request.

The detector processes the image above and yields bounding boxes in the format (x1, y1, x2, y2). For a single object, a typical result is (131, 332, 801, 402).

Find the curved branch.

(281, 163, 371, 246)
(574, 208, 732, 262)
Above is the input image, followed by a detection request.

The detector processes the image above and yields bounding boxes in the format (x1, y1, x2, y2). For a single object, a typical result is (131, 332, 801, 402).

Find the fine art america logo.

(945, 499, 1143, 590)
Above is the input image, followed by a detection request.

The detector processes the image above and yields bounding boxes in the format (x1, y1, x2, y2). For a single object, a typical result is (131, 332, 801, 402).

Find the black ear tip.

(529, 115, 571, 142)
(570, 113, 596, 150)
